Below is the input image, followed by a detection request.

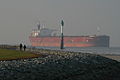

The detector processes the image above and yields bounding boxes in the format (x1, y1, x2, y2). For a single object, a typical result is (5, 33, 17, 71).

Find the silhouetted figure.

(20, 43, 23, 51)
(23, 45, 26, 51)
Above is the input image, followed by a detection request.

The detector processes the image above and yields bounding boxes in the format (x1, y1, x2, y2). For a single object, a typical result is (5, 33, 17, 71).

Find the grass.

(0, 49, 40, 61)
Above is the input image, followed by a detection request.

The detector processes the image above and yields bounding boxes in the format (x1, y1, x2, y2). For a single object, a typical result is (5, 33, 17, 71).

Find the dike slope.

(0, 49, 120, 80)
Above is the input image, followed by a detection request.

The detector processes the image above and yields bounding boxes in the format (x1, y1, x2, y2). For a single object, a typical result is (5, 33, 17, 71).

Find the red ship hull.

(29, 36, 110, 47)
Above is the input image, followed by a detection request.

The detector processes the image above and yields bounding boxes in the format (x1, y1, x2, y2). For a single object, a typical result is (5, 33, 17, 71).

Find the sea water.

(34, 47, 120, 55)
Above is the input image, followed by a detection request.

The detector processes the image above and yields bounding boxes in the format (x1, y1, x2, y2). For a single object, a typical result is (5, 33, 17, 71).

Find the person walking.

(20, 43, 23, 51)
(23, 45, 26, 51)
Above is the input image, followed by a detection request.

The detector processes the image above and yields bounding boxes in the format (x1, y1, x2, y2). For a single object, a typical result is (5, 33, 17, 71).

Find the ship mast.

(97, 25, 100, 35)
(37, 21, 41, 30)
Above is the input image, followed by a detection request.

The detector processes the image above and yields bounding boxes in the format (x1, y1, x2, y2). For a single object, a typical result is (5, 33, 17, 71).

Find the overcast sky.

(0, 0, 120, 47)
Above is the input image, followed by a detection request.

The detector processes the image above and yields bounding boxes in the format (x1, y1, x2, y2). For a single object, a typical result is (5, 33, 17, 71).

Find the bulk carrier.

(29, 23, 110, 48)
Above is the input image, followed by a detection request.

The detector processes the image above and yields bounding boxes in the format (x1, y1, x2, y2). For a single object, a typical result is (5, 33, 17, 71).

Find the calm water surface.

(34, 47, 120, 55)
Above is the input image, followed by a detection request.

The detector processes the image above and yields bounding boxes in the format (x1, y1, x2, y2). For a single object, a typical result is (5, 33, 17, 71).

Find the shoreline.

(28, 48, 120, 62)
(100, 54, 120, 62)
(29, 48, 120, 62)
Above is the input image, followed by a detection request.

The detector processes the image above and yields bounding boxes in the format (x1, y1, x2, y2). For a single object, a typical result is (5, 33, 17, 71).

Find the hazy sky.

(0, 0, 120, 47)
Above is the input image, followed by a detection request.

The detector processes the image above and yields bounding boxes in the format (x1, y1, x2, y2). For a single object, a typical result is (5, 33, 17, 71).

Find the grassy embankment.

(0, 49, 40, 61)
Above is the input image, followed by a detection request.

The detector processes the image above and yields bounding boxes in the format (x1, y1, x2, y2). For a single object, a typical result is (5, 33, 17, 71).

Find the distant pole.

(60, 20, 64, 49)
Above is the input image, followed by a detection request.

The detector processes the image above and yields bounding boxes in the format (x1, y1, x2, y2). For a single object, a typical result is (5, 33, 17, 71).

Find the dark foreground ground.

(0, 49, 120, 80)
